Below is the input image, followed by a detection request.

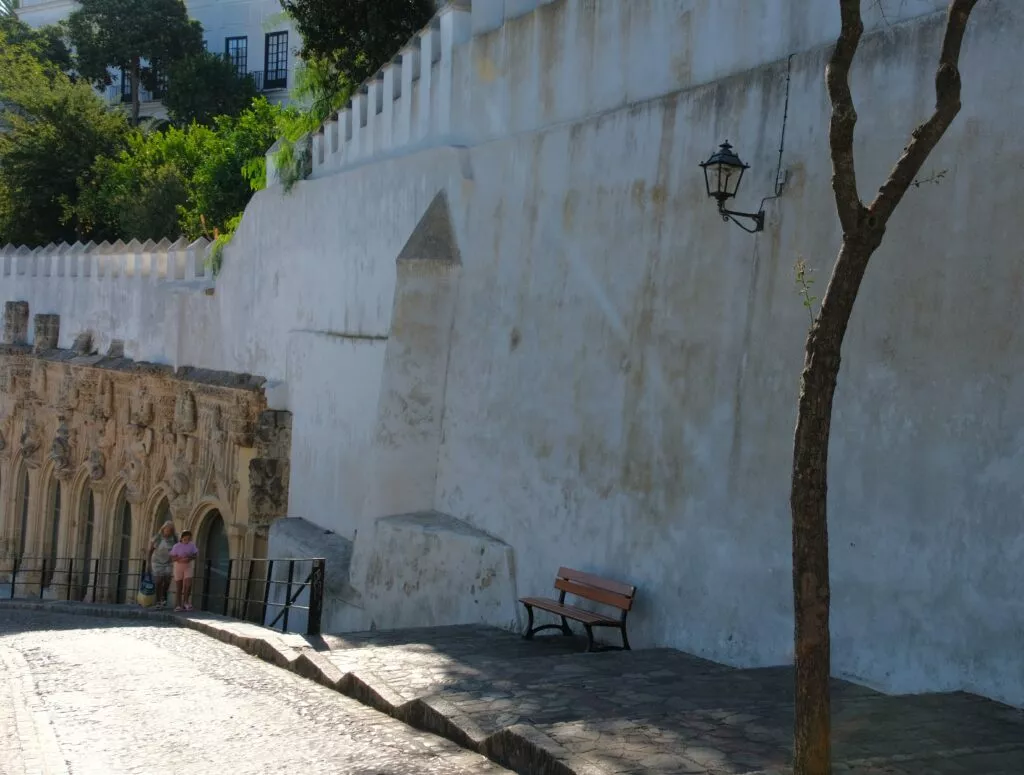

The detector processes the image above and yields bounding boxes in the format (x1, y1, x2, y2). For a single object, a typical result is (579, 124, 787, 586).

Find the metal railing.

(101, 66, 286, 109)
(198, 556, 324, 636)
(0, 555, 325, 636)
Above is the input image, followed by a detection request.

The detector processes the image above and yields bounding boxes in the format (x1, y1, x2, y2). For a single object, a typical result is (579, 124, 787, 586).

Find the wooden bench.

(519, 567, 636, 652)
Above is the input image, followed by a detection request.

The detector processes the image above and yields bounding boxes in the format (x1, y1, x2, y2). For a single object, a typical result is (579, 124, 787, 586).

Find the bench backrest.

(555, 567, 636, 611)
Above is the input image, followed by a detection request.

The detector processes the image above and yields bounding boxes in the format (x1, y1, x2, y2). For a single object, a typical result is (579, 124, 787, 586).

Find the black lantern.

(699, 141, 765, 233)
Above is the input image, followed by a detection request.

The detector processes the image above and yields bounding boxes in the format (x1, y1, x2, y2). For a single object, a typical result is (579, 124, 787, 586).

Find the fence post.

(307, 558, 325, 636)
(39, 558, 46, 599)
(91, 558, 99, 602)
(282, 560, 295, 633)
(67, 558, 73, 601)
(201, 558, 211, 611)
(223, 559, 234, 616)
(9, 557, 16, 599)
(262, 559, 274, 625)
(246, 559, 256, 622)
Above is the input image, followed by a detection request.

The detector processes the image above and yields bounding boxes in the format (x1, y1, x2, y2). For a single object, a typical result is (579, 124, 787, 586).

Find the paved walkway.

(3, 602, 1023, 774)
(320, 625, 1024, 775)
(0, 608, 508, 775)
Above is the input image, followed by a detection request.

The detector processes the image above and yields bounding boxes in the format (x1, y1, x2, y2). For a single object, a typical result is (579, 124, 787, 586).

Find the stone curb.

(0, 600, 597, 775)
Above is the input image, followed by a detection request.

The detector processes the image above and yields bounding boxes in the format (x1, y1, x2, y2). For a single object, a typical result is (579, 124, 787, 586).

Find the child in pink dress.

(170, 530, 199, 612)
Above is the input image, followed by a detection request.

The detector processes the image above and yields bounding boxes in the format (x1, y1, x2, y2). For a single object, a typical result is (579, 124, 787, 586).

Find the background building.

(15, 0, 299, 119)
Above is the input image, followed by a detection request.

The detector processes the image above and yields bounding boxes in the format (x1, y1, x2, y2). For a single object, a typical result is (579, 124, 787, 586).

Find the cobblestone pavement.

(322, 625, 1024, 775)
(0, 609, 508, 775)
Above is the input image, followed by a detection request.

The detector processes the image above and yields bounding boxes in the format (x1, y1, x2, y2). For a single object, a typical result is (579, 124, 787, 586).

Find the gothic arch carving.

(0, 346, 289, 582)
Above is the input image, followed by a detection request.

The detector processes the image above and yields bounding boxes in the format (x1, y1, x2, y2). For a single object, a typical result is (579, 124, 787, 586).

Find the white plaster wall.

(14, 0, 76, 28)
(4, 0, 1023, 708)
(429, 0, 1024, 706)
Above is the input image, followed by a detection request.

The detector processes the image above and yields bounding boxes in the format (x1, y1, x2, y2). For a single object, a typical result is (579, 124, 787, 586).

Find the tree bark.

(791, 2, 978, 774)
(131, 56, 141, 127)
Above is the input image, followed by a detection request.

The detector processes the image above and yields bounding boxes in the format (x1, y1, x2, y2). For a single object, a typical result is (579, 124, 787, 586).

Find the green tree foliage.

(74, 98, 288, 243)
(164, 51, 258, 126)
(279, 0, 433, 94)
(0, 16, 73, 74)
(74, 125, 210, 241)
(67, 0, 203, 125)
(0, 30, 129, 246)
(179, 98, 288, 238)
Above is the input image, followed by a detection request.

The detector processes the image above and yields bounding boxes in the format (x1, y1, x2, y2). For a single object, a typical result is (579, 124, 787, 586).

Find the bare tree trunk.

(131, 56, 141, 127)
(791, 2, 979, 774)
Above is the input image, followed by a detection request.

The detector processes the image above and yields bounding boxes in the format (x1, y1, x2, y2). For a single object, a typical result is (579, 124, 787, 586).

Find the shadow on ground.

(3, 602, 1023, 775)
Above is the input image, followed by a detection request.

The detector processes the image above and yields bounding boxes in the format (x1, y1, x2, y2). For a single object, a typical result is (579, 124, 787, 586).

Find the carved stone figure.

(87, 449, 105, 481)
(130, 385, 154, 427)
(174, 390, 197, 434)
(249, 458, 289, 523)
(95, 376, 114, 420)
(57, 367, 79, 411)
(19, 414, 41, 465)
(122, 424, 154, 502)
(31, 361, 47, 398)
(49, 420, 72, 478)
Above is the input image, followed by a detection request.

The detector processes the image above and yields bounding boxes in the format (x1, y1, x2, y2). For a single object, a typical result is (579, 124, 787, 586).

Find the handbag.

(137, 569, 156, 607)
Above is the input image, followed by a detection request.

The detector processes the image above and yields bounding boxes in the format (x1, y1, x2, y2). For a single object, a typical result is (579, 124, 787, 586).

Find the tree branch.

(868, 0, 979, 225)
(826, 0, 867, 235)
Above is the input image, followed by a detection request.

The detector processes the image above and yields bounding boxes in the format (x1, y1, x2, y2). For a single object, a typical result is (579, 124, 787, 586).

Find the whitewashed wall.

(4, 0, 1023, 708)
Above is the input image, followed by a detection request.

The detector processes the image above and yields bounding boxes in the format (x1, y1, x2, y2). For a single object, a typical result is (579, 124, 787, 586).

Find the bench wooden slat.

(519, 597, 618, 626)
(520, 567, 636, 652)
(555, 578, 633, 611)
(557, 567, 635, 598)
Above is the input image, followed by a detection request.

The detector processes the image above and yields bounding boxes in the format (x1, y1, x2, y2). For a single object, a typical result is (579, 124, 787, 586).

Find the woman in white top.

(148, 520, 178, 609)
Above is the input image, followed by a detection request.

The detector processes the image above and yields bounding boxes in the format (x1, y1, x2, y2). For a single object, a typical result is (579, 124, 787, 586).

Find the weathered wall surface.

(3, 0, 1022, 707)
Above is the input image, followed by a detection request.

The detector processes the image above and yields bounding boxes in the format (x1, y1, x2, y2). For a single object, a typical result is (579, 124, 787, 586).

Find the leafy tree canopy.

(0, 16, 73, 73)
(164, 51, 259, 126)
(74, 98, 289, 243)
(0, 30, 129, 246)
(279, 0, 434, 94)
(67, 0, 203, 123)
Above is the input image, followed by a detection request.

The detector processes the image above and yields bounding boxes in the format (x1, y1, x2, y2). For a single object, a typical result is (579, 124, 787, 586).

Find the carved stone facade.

(0, 339, 290, 603)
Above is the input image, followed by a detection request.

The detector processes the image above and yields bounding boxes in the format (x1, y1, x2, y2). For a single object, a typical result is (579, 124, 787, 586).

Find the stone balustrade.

(0, 238, 211, 282)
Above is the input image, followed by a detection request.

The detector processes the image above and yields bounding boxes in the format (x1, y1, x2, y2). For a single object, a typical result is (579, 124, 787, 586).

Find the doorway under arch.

(114, 492, 133, 604)
(152, 496, 171, 539)
(43, 478, 61, 588)
(76, 489, 96, 601)
(198, 509, 230, 613)
(16, 465, 30, 560)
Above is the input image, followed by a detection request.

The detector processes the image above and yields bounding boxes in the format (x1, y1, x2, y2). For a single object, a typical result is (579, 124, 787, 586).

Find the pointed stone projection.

(362, 190, 462, 524)
(396, 190, 462, 265)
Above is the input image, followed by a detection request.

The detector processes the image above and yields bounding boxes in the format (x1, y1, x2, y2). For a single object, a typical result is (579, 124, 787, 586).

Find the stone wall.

(2, 0, 1023, 707)
(0, 306, 290, 606)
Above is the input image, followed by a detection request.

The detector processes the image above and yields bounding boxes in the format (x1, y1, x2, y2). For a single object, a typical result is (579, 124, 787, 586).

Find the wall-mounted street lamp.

(699, 141, 765, 233)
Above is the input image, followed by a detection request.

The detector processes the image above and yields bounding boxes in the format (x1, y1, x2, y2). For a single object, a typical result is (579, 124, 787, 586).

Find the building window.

(119, 67, 166, 103)
(264, 31, 288, 90)
(225, 36, 248, 78)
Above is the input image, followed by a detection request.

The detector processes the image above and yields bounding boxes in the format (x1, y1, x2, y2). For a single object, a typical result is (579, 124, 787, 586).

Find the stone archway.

(74, 487, 97, 601)
(197, 508, 230, 613)
(112, 488, 134, 604)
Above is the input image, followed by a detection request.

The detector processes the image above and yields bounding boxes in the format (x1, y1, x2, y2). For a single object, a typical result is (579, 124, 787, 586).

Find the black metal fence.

(0, 555, 325, 636)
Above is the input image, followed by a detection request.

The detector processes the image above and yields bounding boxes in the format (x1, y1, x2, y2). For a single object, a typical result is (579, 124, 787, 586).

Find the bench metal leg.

(523, 604, 572, 640)
(583, 624, 595, 653)
(620, 624, 631, 650)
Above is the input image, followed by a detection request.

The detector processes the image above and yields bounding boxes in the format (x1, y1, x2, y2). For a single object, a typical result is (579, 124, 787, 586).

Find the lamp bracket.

(718, 202, 765, 233)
